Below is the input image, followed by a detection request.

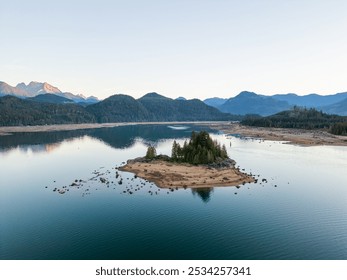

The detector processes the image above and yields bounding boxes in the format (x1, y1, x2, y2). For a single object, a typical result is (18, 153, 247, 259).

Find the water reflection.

(0, 130, 86, 153)
(7, 141, 75, 154)
(0, 124, 215, 153)
(2, 124, 347, 260)
(191, 187, 214, 203)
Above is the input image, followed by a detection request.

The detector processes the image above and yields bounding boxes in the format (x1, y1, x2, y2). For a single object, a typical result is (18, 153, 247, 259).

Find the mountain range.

(204, 91, 347, 116)
(0, 92, 237, 126)
(0, 81, 99, 104)
(1, 80, 347, 127)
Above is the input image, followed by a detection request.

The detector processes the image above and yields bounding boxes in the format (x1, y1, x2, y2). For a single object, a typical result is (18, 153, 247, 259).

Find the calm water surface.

(0, 124, 346, 259)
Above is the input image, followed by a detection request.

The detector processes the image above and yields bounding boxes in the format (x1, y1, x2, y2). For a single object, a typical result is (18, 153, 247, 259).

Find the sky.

(1, 0, 347, 100)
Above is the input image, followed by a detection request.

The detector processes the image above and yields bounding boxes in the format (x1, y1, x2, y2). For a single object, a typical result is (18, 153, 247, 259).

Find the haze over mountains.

(204, 91, 347, 116)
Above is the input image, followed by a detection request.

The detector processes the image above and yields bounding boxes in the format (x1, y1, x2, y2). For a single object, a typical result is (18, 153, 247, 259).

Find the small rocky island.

(120, 131, 255, 188)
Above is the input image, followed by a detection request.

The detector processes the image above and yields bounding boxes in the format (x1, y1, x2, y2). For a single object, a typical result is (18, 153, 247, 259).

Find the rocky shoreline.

(119, 157, 255, 189)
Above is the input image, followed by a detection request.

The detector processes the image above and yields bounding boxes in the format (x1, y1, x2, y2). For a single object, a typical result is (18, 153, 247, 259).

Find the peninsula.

(120, 131, 255, 189)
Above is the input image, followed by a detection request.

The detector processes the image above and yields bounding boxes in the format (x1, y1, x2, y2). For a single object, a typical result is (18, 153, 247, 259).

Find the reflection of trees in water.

(89, 125, 215, 149)
(191, 187, 214, 203)
(0, 130, 88, 153)
(0, 124, 217, 153)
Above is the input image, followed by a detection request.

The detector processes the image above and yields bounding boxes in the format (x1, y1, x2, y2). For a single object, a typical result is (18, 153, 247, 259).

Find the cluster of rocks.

(45, 158, 281, 198)
(206, 158, 236, 169)
(45, 164, 181, 197)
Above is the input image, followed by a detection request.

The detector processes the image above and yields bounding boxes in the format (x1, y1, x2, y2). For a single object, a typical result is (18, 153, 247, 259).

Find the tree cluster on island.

(145, 131, 229, 165)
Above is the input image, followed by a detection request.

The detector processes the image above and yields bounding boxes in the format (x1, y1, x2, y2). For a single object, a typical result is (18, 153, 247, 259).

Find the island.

(120, 131, 255, 188)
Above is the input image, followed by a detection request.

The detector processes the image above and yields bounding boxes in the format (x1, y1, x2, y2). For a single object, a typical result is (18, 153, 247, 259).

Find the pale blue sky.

(1, 0, 346, 99)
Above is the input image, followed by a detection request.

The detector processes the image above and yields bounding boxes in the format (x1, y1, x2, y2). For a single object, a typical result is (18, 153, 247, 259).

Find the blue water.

(0, 124, 346, 259)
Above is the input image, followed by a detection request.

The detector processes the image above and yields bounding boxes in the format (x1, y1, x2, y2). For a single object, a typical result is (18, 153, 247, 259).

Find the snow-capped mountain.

(0, 81, 99, 103)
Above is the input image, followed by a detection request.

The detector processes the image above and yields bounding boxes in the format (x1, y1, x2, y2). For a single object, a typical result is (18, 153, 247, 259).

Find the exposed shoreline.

(120, 158, 255, 189)
(210, 123, 347, 146)
(0, 121, 223, 136)
(1, 121, 346, 146)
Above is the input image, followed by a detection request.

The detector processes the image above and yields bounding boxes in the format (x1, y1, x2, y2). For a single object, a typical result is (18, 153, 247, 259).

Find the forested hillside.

(0, 93, 238, 126)
(86, 94, 151, 122)
(0, 96, 96, 126)
(138, 93, 236, 121)
(241, 107, 347, 135)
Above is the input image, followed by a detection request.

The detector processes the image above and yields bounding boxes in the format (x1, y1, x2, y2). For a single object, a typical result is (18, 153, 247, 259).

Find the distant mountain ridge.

(204, 91, 347, 116)
(2, 80, 347, 119)
(0, 81, 99, 103)
(320, 97, 347, 116)
(0, 81, 28, 97)
(28, 94, 74, 104)
(218, 91, 290, 116)
(272, 92, 347, 107)
(204, 97, 228, 107)
(16, 81, 61, 96)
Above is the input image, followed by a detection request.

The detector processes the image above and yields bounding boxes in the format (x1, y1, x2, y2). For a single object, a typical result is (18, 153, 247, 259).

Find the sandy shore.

(120, 159, 255, 189)
(210, 123, 347, 146)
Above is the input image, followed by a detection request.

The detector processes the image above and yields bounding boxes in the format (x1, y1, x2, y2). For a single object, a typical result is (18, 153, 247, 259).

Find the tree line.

(146, 131, 228, 165)
(242, 107, 347, 135)
(329, 122, 347, 135)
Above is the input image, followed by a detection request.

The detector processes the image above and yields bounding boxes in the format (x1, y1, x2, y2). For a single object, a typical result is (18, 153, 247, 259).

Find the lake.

(0, 124, 346, 259)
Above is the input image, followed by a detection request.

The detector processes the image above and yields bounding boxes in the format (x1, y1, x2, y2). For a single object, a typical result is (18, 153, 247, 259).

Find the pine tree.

(145, 146, 157, 159)
(221, 144, 228, 158)
(171, 140, 178, 160)
(169, 131, 228, 164)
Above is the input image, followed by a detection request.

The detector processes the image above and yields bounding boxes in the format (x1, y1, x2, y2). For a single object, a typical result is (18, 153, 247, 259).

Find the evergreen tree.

(221, 144, 228, 158)
(171, 131, 228, 164)
(330, 122, 347, 135)
(171, 140, 179, 160)
(145, 146, 157, 159)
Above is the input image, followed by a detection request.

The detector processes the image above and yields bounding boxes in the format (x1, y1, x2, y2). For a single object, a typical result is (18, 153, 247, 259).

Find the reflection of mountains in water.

(0, 130, 85, 153)
(0, 124, 216, 153)
(11, 143, 64, 154)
